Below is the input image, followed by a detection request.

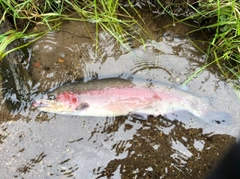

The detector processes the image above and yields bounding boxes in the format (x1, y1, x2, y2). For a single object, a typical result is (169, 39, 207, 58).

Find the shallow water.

(0, 15, 239, 178)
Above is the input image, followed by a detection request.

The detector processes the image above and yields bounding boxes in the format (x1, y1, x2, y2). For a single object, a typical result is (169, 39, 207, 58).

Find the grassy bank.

(180, 0, 240, 85)
(0, 0, 239, 84)
(0, 0, 146, 56)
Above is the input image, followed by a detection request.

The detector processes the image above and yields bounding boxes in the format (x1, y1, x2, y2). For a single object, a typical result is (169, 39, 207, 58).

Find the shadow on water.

(0, 14, 240, 178)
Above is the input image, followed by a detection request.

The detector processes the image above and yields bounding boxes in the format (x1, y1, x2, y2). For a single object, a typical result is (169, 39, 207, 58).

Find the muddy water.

(0, 15, 240, 178)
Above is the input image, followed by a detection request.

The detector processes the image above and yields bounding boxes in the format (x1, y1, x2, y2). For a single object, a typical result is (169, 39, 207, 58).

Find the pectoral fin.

(76, 103, 89, 111)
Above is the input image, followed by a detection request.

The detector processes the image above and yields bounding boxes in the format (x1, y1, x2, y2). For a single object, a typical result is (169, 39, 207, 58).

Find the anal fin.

(129, 112, 149, 120)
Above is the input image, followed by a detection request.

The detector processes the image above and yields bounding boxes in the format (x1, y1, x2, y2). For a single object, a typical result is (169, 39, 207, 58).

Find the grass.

(155, 0, 240, 85)
(63, 0, 148, 52)
(0, 0, 65, 60)
(0, 0, 148, 58)
(0, 23, 48, 60)
(180, 0, 239, 85)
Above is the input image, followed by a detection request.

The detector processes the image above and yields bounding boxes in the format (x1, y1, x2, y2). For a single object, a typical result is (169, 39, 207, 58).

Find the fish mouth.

(32, 99, 73, 113)
(32, 99, 50, 107)
(32, 99, 59, 112)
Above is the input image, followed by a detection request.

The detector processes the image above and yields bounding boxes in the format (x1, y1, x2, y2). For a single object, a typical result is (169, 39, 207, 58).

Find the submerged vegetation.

(0, 0, 239, 84)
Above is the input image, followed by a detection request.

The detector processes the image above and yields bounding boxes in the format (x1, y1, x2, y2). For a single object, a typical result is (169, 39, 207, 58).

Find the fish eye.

(48, 95, 55, 100)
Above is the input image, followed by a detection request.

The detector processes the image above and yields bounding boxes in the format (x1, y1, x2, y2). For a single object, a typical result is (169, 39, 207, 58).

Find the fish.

(32, 78, 232, 125)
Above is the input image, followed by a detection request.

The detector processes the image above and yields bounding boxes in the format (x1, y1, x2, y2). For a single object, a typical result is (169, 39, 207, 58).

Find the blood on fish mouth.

(32, 101, 47, 107)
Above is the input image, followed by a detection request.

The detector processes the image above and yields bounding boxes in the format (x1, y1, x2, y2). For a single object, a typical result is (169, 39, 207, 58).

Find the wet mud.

(0, 18, 32, 113)
(0, 13, 240, 178)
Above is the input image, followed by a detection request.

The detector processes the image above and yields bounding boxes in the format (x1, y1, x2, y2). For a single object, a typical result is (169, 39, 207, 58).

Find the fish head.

(32, 91, 86, 114)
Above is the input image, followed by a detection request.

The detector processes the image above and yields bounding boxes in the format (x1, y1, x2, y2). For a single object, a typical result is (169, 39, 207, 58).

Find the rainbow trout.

(33, 78, 232, 124)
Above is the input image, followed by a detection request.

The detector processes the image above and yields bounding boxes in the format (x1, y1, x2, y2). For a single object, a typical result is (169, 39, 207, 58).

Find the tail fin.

(202, 111, 233, 125)
(163, 110, 233, 126)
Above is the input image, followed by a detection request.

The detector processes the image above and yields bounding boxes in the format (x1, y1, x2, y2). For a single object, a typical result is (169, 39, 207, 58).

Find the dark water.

(0, 14, 239, 178)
